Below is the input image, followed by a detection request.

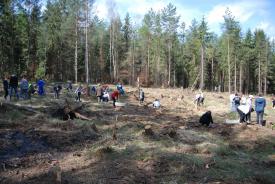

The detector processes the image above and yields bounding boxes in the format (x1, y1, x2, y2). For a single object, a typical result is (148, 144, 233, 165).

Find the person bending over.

(199, 111, 214, 127)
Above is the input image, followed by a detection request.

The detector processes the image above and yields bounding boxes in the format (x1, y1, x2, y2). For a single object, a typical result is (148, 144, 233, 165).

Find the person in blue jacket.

(116, 83, 125, 95)
(255, 93, 266, 126)
(37, 78, 45, 95)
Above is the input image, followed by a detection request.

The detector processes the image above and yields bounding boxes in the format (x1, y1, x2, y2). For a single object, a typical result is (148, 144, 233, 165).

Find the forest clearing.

(0, 86, 275, 184)
(2, 0, 275, 183)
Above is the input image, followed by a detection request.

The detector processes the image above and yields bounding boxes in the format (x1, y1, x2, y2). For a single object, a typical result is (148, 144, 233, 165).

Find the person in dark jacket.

(199, 111, 214, 127)
(3, 76, 9, 100)
(233, 93, 241, 110)
(255, 94, 266, 126)
(37, 78, 45, 95)
(139, 89, 145, 104)
(53, 84, 62, 99)
(9, 74, 19, 100)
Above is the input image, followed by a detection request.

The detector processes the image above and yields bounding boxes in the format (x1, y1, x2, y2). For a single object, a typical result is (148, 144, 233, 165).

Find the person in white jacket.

(246, 95, 254, 123)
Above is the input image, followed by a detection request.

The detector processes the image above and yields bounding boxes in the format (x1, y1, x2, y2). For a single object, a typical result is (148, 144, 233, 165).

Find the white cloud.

(206, 0, 267, 34)
(94, 1, 108, 19)
(255, 21, 275, 40)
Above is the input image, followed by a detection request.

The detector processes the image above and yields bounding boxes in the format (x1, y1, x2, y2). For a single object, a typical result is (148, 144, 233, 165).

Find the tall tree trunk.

(211, 57, 214, 91)
(74, 16, 78, 84)
(264, 42, 268, 95)
(168, 40, 171, 86)
(258, 53, 261, 94)
(200, 45, 204, 89)
(109, 24, 112, 81)
(239, 63, 242, 93)
(234, 55, 237, 93)
(112, 23, 116, 82)
(173, 57, 176, 87)
(157, 38, 160, 86)
(85, 0, 89, 84)
(147, 37, 150, 86)
(227, 36, 231, 93)
(132, 36, 135, 85)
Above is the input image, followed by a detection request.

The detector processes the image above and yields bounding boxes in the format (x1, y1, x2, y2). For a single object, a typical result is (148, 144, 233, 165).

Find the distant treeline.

(1, 0, 275, 94)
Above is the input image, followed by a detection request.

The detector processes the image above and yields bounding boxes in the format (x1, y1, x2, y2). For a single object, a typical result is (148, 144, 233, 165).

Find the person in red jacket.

(111, 90, 119, 107)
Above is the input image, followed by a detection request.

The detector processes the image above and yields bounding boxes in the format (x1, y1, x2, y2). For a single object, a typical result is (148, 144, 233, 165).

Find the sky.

(93, 0, 275, 39)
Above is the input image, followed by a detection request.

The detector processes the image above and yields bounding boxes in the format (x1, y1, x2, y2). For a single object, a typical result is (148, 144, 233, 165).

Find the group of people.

(2, 74, 86, 102)
(231, 93, 266, 126)
(2, 74, 45, 100)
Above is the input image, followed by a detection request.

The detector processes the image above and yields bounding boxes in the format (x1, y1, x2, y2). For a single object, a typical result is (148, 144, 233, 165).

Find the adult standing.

(20, 75, 29, 99)
(9, 74, 19, 100)
(37, 78, 45, 96)
(255, 94, 266, 126)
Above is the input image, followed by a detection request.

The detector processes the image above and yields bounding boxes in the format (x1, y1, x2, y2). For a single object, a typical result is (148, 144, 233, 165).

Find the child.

(272, 95, 275, 109)
(102, 90, 109, 102)
(96, 85, 103, 103)
(75, 84, 83, 102)
(28, 83, 36, 99)
(66, 81, 73, 92)
(153, 99, 160, 108)
(116, 83, 125, 95)
(194, 91, 204, 108)
(139, 89, 145, 104)
(20, 75, 29, 99)
(246, 95, 254, 123)
(199, 111, 214, 127)
(233, 93, 241, 111)
(9, 74, 19, 100)
(54, 84, 62, 99)
(111, 90, 119, 107)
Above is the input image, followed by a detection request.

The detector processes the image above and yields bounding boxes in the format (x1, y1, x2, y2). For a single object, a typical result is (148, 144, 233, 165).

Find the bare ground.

(0, 86, 275, 184)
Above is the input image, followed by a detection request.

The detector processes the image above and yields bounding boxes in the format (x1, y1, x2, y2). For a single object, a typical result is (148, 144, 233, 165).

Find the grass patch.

(211, 144, 236, 156)
(226, 111, 239, 119)
(4, 110, 24, 121)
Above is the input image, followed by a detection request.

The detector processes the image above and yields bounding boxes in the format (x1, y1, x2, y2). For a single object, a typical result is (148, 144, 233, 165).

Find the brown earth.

(0, 86, 274, 184)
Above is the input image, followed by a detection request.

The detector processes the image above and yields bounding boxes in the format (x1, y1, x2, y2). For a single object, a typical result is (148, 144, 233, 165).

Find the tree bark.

(74, 15, 78, 84)
(85, 0, 89, 84)
(200, 45, 204, 89)
(211, 57, 214, 91)
(227, 36, 231, 93)
(109, 24, 112, 81)
(234, 55, 237, 93)
(168, 40, 171, 87)
(132, 34, 135, 85)
(264, 42, 268, 95)
(239, 63, 242, 93)
(147, 36, 150, 86)
(258, 53, 261, 94)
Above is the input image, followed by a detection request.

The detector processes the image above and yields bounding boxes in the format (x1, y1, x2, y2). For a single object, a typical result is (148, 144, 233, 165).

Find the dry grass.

(0, 86, 275, 184)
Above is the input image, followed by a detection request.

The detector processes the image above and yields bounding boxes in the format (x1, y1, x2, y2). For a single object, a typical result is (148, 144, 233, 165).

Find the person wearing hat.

(246, 95, 254, 123)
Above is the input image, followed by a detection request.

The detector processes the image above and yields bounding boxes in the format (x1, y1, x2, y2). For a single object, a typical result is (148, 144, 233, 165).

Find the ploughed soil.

(0, 86, 275, 184)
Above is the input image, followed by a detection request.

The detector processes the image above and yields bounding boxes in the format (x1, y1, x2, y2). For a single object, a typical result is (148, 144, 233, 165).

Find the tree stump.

(48, 162, 61, 184)
(112, 124, 117, 140)
(144, 125, 154, 136)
